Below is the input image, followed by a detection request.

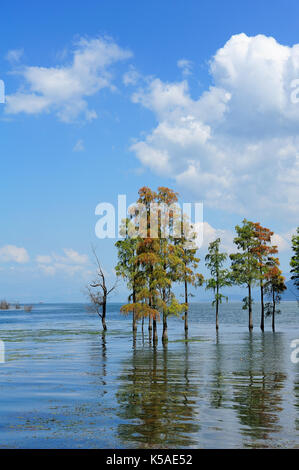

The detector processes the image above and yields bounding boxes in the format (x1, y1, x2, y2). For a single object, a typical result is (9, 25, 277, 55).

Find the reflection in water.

(0, 302, 298, 448)
(116, 343, 199, 448)
(209, 333, 227, 409)
(101, 331, 107, 387)
(295, 376, 299, 432)
(232, 333, 286, 446)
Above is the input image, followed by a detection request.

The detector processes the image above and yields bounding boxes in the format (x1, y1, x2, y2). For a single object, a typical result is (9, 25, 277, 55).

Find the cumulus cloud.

(0, 245, 29, 263)
(5, 36, 132, 122)
(130, 33, 299, 218)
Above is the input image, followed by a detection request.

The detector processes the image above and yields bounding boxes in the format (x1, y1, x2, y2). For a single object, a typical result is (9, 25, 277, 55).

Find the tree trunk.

(162, 287, 168, 343)
(153, 318, 158, 344)
(272, 289, 276, 332)
(184, 279, 188, 333)
(102, 297, 107, 331)
(260, 281, 264, 332)
(132, 288, 137, 333)
(248, 283, 253, 331)
(148, 315, 152, 340)
(216, 283, 219, 331)
(142, 316, 144, 333)
(162, 312, 168, 343)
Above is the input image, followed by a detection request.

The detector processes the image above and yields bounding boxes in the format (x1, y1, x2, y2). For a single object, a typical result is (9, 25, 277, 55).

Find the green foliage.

(230, 219, 260, 313)
(290, 227, 299, 291)
(115, 186, 204, 339)
(264, 262, 287, 317)
(242, 296, 253, 311)
(205, 238, 230, 327)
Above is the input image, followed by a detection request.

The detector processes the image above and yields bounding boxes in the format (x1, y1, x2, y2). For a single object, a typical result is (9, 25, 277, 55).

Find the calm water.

(0, 302, 298, 448)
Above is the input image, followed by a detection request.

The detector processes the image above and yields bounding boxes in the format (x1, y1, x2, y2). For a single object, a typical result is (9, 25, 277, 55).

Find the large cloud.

(5, 36, 132, 122)
(131, 33, 299, 218)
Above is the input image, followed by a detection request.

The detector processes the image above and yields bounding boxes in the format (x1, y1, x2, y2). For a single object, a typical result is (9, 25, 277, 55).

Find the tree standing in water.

(264, 261, 287, 332)
(252, 222, 278, 332)
(230, 219, 259, 331)
(156, 187, 186, 343)
(115, 186, 187, 344)
(177, 232, 203, 336)
(290, 227, 299, 300)
(88, 248, 117, 331)
(115, 219, 140, 333)
(205, 238, 231, 330)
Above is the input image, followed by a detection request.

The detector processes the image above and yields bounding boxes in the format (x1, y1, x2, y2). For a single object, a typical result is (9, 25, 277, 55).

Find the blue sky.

(0, 0, 298, 302)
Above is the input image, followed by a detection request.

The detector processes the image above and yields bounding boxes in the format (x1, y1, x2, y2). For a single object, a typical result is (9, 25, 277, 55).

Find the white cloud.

(177, 59, 193, 76)
(36, 255, 52, 264)
(194, 222, 294, 255)
(5, 48, 24, 63)
(0, 245, 29, 263)
(63, 248, 89, 264)
(194, 222, 235, 253)
(123, 66, 141, 86)
(271, 233, 289, 252)
(36, 248, 89, 276)
(38, 264, 56, 276)
(271, 227, 297, 252)
(5, 36, 132, 122)
(73, 139, 84, 152)
(130, 33, 299, 219)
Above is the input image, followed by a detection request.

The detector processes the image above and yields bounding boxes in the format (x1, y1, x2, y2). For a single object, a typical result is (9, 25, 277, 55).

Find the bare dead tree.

(87, 247, 117, 331)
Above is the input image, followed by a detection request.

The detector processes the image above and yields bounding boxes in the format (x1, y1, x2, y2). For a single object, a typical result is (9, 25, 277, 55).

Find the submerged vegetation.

(87, 186, 297, 340)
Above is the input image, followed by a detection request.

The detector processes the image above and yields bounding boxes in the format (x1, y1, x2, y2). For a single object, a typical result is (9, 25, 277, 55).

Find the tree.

(264, 262, 287, 332)
(176, 222, 203, 336)
(115, 220, 140, 333)
(156, 187, 186, 342)
(116, 186, 187, 344)
(290, 227, 299, 296)
(205, 238, 231, 330)
(230, 219, 260, 331)
(135, 186, 160, 343)
(87, 248, 117, 331)
(252, 223, 278, 332)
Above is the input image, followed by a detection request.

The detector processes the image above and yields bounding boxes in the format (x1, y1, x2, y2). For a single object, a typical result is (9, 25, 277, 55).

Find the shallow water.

(0, 302, 298, 448)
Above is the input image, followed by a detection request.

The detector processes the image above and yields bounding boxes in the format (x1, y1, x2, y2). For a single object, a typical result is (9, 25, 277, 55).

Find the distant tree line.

(87, 186, 299, 339)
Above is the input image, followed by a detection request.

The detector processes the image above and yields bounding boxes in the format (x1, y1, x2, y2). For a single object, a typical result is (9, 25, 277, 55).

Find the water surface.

(0, 302, 298, 448)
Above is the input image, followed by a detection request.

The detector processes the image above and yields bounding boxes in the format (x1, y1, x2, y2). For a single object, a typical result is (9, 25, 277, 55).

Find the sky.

(0, 0, 298, 302)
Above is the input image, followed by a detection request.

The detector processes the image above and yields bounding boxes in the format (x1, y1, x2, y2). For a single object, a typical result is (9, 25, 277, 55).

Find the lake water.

(0, 302, 298, 448)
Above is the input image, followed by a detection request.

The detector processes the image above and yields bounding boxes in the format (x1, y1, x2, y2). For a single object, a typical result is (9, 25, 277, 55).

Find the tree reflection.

(116, 343, 199, 448)
(294, 376, 299, 432)
(232, 333, 286, 445)
(209, 333, 228, 409)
